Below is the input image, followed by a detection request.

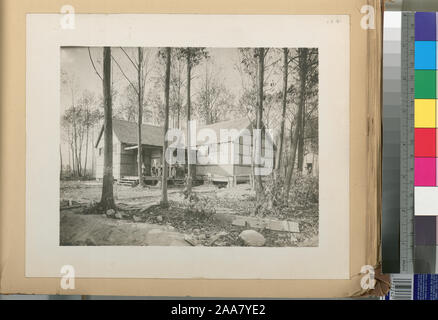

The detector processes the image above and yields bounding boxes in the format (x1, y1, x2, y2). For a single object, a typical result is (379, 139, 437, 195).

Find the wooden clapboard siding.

(95, 134, 121, 180)
(119, 143, 137, 177)
(196, 164, 234, 177)
(233, 165, 252, 176)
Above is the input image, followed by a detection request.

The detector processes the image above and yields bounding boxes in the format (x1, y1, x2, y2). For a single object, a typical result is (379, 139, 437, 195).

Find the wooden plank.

(228, 214, 300, 233)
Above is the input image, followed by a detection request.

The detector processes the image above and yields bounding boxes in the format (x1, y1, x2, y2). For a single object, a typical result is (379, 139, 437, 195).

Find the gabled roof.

(198, 117, 276, 147)
(95, 117, 275, 148)
(95, 118, 164, 147)
(197, 117, 252, 137)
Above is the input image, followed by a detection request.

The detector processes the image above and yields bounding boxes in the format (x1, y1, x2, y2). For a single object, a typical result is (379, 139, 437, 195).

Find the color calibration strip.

(414, 12, 438, 274)
(382, 11, 403, 273)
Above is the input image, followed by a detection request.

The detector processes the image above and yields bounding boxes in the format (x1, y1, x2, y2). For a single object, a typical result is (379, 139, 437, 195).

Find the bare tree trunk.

(68, 138, 72, 174)
(255, 48, 264, 201)
(177, 105, 180, 129)
(161, 47, 172, 207)
(60, 146, 63, 178)
(70, 88, 80, 177)
(70, 143, 75, 176)
(285, 48, 308, 201)
(297, 101, 305, 173)
(186, 50, 193, 195)
(137, 47, 144, 186)
(275, 48, 288, 175)
(285, 117, 300, 200)
(100, 47, 116, 210)
(78, 123, 85, 177)
(84, 122, 89, 176)
(91, 126, 95, 178)
(73, 109, 80, 177)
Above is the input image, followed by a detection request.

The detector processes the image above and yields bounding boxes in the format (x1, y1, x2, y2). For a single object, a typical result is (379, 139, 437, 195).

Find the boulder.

(106, 209, 116, 217)
(239, 230, 266, 247)
(133, 215, 142, 222)
(156, 215, 163, 222)
(115, 212, 123, 219)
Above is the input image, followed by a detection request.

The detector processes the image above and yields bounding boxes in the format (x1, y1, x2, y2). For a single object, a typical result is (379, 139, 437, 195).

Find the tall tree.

(297, 102, 305, 173)
(112, 47, 153, 186)
(285, 48, 309, 200)
(60, 147, 63, 177)
(170, 55, 185, 129)
(176, 48, 209, 195)
(136, 48, 144, 186)
(61, 90, 102, 178)
(297, 48, 319, 174)
(61, 70, 81, 176)
(236, 48, 279, 189)
(100, 47, 116, 210)
(255, 48, 265, 201)
(275, 48, 288, 174)
(160, 47, 172, 207)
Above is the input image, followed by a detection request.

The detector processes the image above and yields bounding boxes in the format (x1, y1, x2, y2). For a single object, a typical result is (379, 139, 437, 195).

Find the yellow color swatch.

(415, 99, 436, 128)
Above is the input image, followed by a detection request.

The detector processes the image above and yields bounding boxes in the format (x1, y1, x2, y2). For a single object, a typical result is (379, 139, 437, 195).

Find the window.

(99, 147, 102, 156)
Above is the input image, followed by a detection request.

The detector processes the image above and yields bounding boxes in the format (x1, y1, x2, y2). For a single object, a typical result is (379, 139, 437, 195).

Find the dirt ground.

(60, 180, 318, 247)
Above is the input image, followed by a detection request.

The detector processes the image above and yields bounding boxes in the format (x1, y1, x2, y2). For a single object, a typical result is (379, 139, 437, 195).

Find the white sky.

(60, 47, 252, 171)
(60, 47, 244, 114)
(59, 47, 291, 171)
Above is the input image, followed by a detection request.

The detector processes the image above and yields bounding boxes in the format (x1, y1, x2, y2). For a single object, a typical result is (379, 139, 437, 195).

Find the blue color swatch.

(415, 41, 436, 69)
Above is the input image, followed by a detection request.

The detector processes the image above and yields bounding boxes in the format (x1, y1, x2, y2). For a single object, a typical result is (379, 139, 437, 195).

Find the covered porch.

(119, 143, 189, 185)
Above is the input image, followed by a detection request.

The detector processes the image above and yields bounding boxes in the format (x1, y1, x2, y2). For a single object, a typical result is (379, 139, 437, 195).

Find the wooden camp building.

(94, 118, 275, 185)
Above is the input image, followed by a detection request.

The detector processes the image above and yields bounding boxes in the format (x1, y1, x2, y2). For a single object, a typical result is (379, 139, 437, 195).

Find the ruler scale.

(400, 12, 415, 274)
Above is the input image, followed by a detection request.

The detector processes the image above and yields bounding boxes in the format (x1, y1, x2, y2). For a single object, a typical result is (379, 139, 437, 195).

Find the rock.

(184, 235, 198, 246)
(239, 230, 266, 247)
(198, 234, 206, 240)
(193, 228, 200, 234)
(167, 226, 175, 231)
(85, 238, 96, 246)
(101, 214, 107, 218)
(115, 212, 123, 219)
(106, 209, 116, 217)
(156, 215, 163, 222)
(133, 215, 142, 222)
(208, 231, 229, 246)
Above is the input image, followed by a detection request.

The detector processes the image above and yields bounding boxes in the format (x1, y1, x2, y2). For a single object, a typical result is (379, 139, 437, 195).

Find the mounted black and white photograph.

(59, 46, 319, 248)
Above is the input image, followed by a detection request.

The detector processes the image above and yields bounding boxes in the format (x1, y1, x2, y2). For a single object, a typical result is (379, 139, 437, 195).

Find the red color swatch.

(415, 128, 436, 157)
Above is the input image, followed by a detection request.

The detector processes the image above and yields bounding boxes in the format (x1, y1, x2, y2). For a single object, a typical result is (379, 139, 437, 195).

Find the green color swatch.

(415, 70, 436, 99)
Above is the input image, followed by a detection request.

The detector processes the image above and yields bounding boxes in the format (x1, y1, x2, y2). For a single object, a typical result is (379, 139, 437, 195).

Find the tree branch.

(88, 47, 103, 81)
(111, 55, 139, 96)
(119, 47, 139, 71)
